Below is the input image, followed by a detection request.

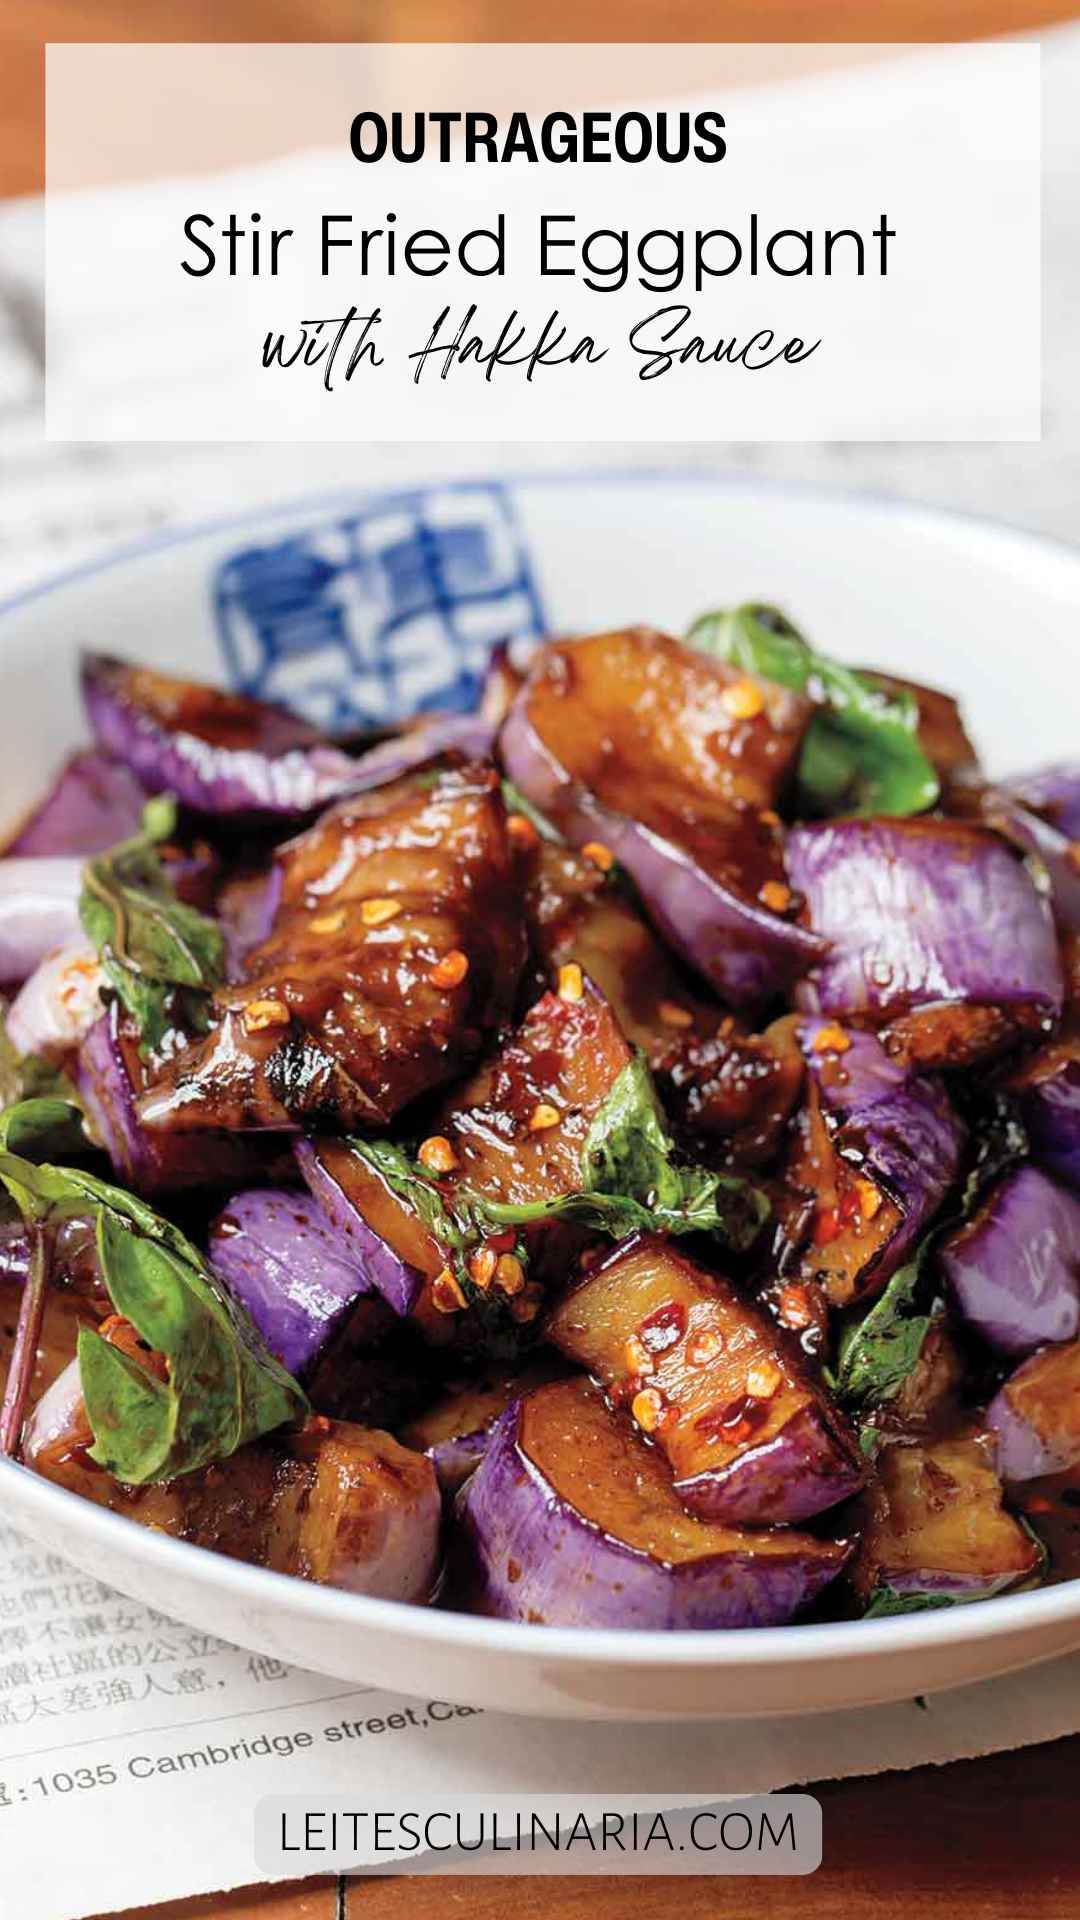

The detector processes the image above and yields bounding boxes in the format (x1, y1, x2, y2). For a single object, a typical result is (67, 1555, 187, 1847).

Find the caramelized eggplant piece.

(853, 1434, 1042, 1609)
(26, 1380, 440, 1601)
(296, 981, 635, 1324)
(785, 1021, 964, 1309)
(502, 628, 824, 1007)
(786, 817, 1063, 1048)
(454, 1375, 849, 1628)
(77, 1005, 287, 1195)
(987, 1338, 1080, 1481)
(940, 1166, 1080, 1357)
(524, 841, 719, 1058)
(81, 652, 356, 821)
(138, 766, 525, 1135)
(400, 1355, 569, 1492)
(546, 1233, 863, 1524)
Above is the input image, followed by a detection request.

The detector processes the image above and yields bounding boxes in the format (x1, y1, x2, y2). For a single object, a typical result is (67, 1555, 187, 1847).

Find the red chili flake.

(813, 1207, 841, 1247)
(637, 1299, 688, 1356)
(838, 1185, 861, 1225)
(694, 1394, 770, 1447)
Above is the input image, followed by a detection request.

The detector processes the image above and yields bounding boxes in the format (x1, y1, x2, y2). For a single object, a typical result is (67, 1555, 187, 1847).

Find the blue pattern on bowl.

(212, 481, 547, 726)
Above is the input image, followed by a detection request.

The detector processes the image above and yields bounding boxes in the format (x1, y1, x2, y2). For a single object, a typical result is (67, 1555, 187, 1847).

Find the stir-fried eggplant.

(137, 765, 525, 1135)
(502, 627, 825, 1007)
(547, 1234, 863, 1524)
(1, 617, 1076, 1619)
(853, 1434, 1042, 1610)
(455, 1375, 850, 1627)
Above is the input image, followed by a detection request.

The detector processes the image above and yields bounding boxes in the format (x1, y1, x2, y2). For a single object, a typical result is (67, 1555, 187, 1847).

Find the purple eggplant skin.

(940, 1165, 1080, 1357)
(0, 858, 84, 985)
(1012, 1045, 1080, 1195)
(987, 1338, 1080, 1480)
(77, 1005, 285, 1196)
(294, 1138, 424, 1317)
(500, 694, 824, 1011)
(983, 799, 1080, 936)
(217, 868, 283, 978)
(800, 1018, 965, 1284)
(5, 750, 147, 857)
(786, 818, 1063, 1021)
(671, 1400, 863, 1530)
(81, 652, 356, 820)
(208, 1187, 378, 1378)
(341, 714, 496, 794)
(453, 1382, 850, 1629)
(1005, 763, 1080, 842)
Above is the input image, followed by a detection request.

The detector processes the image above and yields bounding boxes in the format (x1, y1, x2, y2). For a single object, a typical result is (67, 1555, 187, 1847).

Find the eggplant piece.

(5, 940, 105, 1059)
(77, 1004, 287, 1195)
(81, 652, 358, 821)
(294, 1136, 433, 1318)
(523, 844, 804, 1166)
(208, 1187, 391, 1379)
(0, 858, 84, 984)
(501, 628, 825, 1008)
(853, 1434, 1042, 1607)
(786, 817, 1063, 1032)
(546, 1233, 863, 1524)
(400, 1356, 569, 1492)
(788, 1020, 964, 1308)
(1010, 1036, 1080, 1195)
(940, 1166, 1080, 1357)
(26, 1375, 441, 1601)
(297, 980, 636, 1324)
(341, 714, 496, 792)
(1004, 762, 1080, 842)
(5, 750, 147, 857)
(523, 841, 720, 1059)
(454, 1375, 849, 1628)
(138, 765, 525, 1135)
(987, 1338, 1080, 1481)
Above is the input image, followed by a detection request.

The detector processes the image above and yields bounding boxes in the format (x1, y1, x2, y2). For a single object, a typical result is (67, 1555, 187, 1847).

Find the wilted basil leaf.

(79, 797, 224, 1053)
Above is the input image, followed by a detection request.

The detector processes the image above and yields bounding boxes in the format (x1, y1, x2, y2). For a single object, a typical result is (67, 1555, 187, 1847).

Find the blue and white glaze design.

(212, 482, 547, 728)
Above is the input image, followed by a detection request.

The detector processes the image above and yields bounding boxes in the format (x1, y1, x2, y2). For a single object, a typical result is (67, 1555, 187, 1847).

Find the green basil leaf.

(687, 602, 939, 819)
(804, 660, 939, 817)
(687, 604, 812, 692)
(349, 1138, 473, 1251)
(835, 1254, 936, 1412)
(500, 779, 563, 844)
(0, 1150, 307, 1481)
(862, 1585, 961, 1619)
(79, 798, 225, 1054)
(579, 1053, 767, 1248)
(0, 1097, 88, 1162)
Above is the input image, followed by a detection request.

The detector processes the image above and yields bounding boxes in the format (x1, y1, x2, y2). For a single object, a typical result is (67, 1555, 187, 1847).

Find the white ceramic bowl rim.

(3, 465, 1079, 1679)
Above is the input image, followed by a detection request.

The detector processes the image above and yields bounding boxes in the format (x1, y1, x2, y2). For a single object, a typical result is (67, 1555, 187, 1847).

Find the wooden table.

(7, 3, 1080, 1916)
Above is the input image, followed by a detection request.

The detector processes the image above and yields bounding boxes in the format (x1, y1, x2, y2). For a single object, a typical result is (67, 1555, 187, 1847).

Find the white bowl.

(2, 470, 1079, 1721)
